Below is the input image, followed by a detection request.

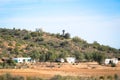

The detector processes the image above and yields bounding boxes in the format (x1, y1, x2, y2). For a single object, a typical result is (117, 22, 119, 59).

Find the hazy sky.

(0, 0, 120, 49)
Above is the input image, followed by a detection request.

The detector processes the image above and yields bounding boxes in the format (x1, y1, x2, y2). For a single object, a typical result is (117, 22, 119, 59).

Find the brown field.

(0, 62, 120, 79)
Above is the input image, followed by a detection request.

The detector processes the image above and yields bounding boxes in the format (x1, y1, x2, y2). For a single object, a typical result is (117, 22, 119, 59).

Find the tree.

(35, 37, 44, 42)
(72, 36, 81, 43)
(58, 51, 68, 59)
(23, 34, 31, 40)
(6, 58, 16, 66)
(30, 50, 40, 61)
(56, 33, 61, 38)
(84, 52, 93, 61)
(31, 32, 38, 37)
(62, 30, 65, 36)
(12, 47, 20, 54)
(46, 51, 56, 62)
(92, 52, 105, 64)
(64, 33, 70, 39)
(93, 41, 100, 49)
(39, 53, 46, 62)
(74, 51, 84, 61)
(60, 41, 69, 48)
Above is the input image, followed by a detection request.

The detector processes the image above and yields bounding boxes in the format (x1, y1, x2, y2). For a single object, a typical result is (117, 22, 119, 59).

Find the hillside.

(0, 28, 120, 63)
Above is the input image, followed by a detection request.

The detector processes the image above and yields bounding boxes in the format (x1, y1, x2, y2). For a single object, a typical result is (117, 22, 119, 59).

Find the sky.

(0, 0, 120, 49)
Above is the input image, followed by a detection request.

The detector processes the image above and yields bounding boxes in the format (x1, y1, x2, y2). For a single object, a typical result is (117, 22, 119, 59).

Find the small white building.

(13, 57, 31, 63)
(56, 58, 65, 63)
(105, 58, 118, 65)
(66, 57, 76, 63)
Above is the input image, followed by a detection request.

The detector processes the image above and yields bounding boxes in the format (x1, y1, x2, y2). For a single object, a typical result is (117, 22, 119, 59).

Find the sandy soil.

(0, 62, 120, 79)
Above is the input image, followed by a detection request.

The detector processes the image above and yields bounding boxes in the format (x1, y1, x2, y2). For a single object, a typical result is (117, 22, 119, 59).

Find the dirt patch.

(0, 62, 120, 79)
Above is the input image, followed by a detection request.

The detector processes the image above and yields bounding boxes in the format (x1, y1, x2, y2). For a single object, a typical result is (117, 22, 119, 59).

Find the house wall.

(66, 57, 76, 63)
(13, 57, 31, 63)
(105, 58, 118, 65)
(56, 58, 65, 63)
(112, 58, 118, 64)
(105, 59, 111, 65)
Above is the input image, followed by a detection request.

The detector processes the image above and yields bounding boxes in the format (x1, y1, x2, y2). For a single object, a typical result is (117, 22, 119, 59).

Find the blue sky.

(0, 0, 120, 49)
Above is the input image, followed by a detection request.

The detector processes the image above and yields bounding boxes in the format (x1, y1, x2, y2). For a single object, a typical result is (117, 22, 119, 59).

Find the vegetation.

(0, 73, 24, 80)
(0, 58, 16, 69)
(0, 73, 119, 80)
(0, 28, 120, 65)
(0, 73, 43, 80)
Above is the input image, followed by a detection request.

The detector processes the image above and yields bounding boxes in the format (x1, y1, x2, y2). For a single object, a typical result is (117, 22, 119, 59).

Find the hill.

(0, 28, 120, 64)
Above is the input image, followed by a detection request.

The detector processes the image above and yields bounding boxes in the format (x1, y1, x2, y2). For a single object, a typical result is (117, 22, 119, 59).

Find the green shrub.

(35, 37, 44, 42)
(107, 75, 113, 80)
(99, 76, 105, 80)
(8, 42, 13, 46)
(26, 77, 43, 80)
(114, 74, 119, 80)
(111, 63, 116, 67)
(0, 73, 24, 80)
(50, 75, 62, 80)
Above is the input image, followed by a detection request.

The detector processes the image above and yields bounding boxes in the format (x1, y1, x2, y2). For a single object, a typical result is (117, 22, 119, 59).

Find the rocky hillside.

(0, 28, 120, 63)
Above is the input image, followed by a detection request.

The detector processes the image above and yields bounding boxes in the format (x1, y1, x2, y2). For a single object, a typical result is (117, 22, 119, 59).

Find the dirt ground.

(0, 62, 120, 79)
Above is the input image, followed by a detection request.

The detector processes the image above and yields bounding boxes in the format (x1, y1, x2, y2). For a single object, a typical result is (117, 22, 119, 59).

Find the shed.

(56, 58, 65, 63)
(66, 57, 76, 63)
(105, 58, 118, 65)
(13, 57, 31, 63)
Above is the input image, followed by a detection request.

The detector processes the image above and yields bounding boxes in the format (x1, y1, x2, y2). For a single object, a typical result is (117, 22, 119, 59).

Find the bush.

(111, 63, 116, 67)
(0, 73, 24, 80)
(27, 77, 43, 80)
(114, 74, 119, 80)
(64, 33, 70, 39)
(99, 76, 105, 80)
(50, 75, 62, 80)
(35, 37, 44, 42)
(0, 73, 44, 80)
(24, 34, 31, 40)
(0, 59, 16, 69)
(107, 75, 113, 80)
(31, 32, 38, 37)
(8, 42, 13, 46)
(50, 75, 98, 80)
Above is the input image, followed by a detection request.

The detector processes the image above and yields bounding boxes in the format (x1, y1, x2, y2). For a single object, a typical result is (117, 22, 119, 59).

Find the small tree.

(72, 36, 81, 43)
(111, 62, 116, 67)
(64, 33, 70, 39)
(39, 53, 46, 62)
(92, 52, 105, 65)
(30, 50, 40, 61)
(84, 53, 93, 62)
(74, 51, 84, 62)
(23, 34, 31, 40)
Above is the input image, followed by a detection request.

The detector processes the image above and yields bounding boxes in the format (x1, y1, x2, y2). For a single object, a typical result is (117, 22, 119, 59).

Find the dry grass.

(0, 62, 120, 79)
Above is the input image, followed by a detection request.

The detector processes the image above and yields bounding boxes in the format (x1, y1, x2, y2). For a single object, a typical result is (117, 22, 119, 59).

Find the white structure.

(56, 58, 65, 63)
(13, 57, 31, 63)
(66, 57, 76, 63)
(105, 58, 118, 65)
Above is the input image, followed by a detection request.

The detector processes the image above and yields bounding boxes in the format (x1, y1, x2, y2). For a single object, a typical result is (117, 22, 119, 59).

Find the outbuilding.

(66, 57, 76, 63)
(105, 58, 118, 65)
(56, 58, 65, 63)
(13, 57, 31, 63)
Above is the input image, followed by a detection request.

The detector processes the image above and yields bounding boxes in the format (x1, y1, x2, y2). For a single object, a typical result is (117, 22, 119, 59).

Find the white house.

(105, 58, 118, 65)
(66, 57, 76, 63)
(13, 57, 31, 63)
(56, 58, 65, 63)
(105, 59, 111, 65)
